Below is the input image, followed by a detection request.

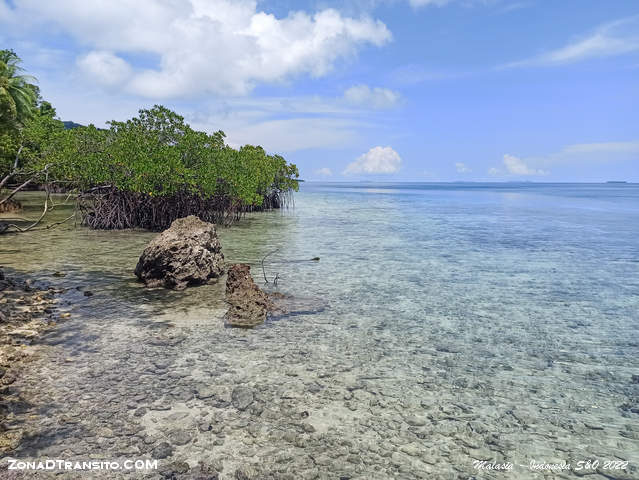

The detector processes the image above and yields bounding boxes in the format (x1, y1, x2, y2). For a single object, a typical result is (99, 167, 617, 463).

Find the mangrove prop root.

(77, 187, 293, 231)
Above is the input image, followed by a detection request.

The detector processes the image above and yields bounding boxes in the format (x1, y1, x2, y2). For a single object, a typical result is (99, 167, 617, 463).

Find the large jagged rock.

(134, 216, 224, 290)
(224, 264, 273, 328)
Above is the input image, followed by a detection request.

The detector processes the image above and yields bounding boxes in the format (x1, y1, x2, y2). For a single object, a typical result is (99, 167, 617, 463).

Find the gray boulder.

(134, 216, 224, 290)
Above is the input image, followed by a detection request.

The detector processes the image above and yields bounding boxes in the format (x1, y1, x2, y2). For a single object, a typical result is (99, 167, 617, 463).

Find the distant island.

(606, 181, 628, 184)
(62, 120, 83, 129)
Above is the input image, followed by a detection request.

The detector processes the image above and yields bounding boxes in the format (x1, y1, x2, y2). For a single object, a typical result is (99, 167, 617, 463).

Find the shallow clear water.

(1, 183, 638, 479)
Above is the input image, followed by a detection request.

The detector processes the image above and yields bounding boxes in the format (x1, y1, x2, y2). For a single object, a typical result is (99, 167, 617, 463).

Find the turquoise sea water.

(2, 182, 639, 479)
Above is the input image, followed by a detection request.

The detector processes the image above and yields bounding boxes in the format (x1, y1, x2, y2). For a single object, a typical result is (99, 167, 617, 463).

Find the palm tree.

(0, 49, 37, 133)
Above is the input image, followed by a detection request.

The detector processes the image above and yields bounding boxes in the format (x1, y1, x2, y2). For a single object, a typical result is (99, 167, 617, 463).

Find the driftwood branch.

(1, 165, 52, 233)
(46, 212, 77, 230)
(0, 162, 51, 207)
(261, 248, 279, 284)
(0, 177, 34, 206)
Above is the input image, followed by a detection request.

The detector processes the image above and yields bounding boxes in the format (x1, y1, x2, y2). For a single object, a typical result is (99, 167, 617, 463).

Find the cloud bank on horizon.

(1, 0, 637, 182)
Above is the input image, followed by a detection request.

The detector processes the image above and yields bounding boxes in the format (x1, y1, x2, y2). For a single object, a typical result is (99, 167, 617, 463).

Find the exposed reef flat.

(0, 269, 62, 453)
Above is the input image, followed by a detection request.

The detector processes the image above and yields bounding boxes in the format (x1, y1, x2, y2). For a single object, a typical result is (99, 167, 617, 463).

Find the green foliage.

(0, 48, 298, 215)
(0, 50, 65, 180)
(0, 51, 297, 228)
(0, 100, 65, 178)
(0, 49, 38, 134)
(54, 105, 299, 208)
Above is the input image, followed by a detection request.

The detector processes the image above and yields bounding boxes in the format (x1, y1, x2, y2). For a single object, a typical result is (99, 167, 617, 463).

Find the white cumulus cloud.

(343, 84, 400, 109)
(77, 51, 132, 88)
(314, 167, 333, 176)
(344, 146, 401, 174)
(5, 0, 392, 98)
(455, 162, 471, 173)
(502, 154, 547, 176)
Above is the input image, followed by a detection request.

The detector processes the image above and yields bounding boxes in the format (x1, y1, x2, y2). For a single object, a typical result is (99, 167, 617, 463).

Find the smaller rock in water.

(168, 429, 193, 446)
(195, 386, 216, 400)
(160, 460, 190, 478)
(224, 264, 272, 328)
(404, 415, 427, 427)
(196, 462, 221, 479)
(231, 386, 254, 410)
(134, 215, 224, 290)
(151, 442, 173, 459)
(133, 407, 147, 417)
(235, 466, 258, 480)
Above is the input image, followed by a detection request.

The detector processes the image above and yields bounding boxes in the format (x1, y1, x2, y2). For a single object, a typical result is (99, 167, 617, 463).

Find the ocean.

(1, 182, 638, 479)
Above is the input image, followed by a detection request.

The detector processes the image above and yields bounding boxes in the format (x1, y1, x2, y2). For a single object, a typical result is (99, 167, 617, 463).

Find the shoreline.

(0, 269, 63, 453)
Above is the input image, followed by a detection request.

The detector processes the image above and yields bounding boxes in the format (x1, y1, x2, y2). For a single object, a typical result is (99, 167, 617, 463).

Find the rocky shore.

(0, 217, 332, 479)
(0, 268, 62, 452)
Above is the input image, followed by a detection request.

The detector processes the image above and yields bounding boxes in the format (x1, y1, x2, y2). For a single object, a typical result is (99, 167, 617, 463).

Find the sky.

(1, 0, 638, 182)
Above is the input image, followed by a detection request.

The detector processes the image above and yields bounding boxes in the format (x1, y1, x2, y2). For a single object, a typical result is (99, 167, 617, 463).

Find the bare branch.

(261, 248, 279, 284)
(13, 145, 23, 170)
(0, 145, 24, 191)
(46, 212, 76, 230)
(0, 177, 34, 206)
(0, 162, 53, 207)
(1, 166, 52, 233)
(0, 174, 13, 193)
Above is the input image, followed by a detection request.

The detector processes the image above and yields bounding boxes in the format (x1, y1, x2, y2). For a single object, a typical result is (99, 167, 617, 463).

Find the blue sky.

(1, 0, 638, 181)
